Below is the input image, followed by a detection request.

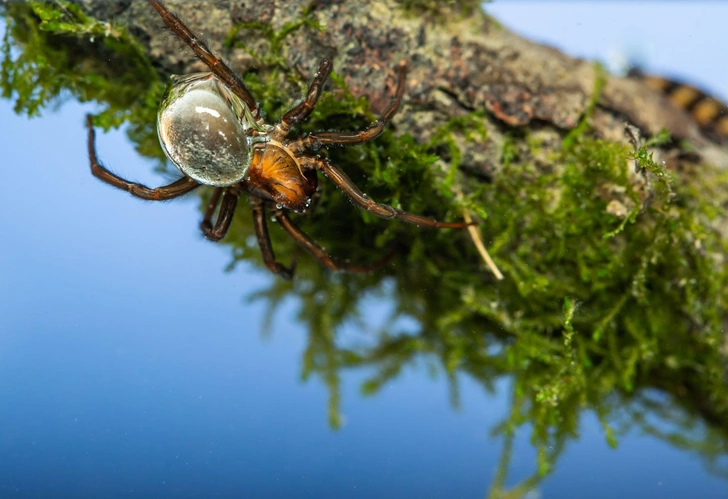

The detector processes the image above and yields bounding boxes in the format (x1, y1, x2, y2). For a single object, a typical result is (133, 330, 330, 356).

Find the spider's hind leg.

(86, 115, 199, 200)
(147, 0, 260, 118)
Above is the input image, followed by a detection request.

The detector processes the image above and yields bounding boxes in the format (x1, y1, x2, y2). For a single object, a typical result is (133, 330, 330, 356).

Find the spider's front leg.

(200, 187, 240, 242)
(86, 115, 199, 200)
(308, 157, 471, 229)
(272, 209, 396, 273)
(250, 198, 296, 280)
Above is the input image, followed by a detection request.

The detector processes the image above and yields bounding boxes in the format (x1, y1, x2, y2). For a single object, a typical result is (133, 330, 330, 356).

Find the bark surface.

(80, 0, 728, 174)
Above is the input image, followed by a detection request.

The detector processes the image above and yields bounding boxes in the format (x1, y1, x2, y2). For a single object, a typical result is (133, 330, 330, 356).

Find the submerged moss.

(3, 1, 728, 489)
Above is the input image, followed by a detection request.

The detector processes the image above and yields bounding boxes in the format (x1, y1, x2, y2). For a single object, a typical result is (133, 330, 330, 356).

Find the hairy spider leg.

(201, 186, 240, 241)
(86, 115, 199, 200)
(251, 198, 296, 279)
(199, 187, 224, 238)
(299, 60, 407, 150)
(147, 0, 260, 119)
(273, 209, 397, 273)
(277, 59, 334, 134)
(310, 157, 471, 229)
(202, 188, 223, 223)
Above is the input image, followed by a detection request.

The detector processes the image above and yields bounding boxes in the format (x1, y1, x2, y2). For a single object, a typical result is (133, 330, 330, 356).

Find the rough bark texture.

(78, 0, 728, 176)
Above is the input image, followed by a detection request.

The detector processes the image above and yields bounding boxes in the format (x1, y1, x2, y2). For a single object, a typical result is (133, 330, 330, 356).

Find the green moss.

(3, 1, 728, 485)
(562, 61, 606, 149)
(206, 17, 728, 471)
(397, 0, 485, 17)
(224, 3, 322, 66)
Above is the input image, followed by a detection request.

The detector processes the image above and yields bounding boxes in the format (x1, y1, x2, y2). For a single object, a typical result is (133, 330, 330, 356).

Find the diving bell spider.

(85, 0, 468, 279)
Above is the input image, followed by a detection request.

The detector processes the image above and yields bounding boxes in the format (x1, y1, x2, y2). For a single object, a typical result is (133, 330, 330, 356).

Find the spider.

(85, 0, 469, 279)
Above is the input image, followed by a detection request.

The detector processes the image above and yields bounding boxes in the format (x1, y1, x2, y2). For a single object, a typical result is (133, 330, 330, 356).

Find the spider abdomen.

(157, 73, 254, 187)
(244, 144, 317, 211)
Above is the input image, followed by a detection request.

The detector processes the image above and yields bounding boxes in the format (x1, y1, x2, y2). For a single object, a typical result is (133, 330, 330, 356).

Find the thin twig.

(452, 186, 503, 280)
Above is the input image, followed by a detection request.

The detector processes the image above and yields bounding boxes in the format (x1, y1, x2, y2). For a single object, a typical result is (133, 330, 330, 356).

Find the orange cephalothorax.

(243, 143, 317, 212)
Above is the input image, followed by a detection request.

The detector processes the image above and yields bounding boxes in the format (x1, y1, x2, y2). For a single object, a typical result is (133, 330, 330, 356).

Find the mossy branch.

(3, 0, 728, 488)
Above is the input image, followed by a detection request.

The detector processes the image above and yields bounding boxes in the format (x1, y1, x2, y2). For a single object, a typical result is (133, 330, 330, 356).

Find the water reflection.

(3, 3, 728, 497)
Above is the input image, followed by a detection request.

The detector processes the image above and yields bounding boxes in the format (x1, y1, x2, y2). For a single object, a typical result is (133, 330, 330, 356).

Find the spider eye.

(157, 73, 255, 187)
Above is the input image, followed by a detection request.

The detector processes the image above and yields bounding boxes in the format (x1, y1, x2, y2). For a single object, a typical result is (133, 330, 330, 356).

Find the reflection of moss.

(243, 65, 728, 479)
(4, 1, 728, 491)
(240, 65, 728, 482)
(1, 1, 166, 162)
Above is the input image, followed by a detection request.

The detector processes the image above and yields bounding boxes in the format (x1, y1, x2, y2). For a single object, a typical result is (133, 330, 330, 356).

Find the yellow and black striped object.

(629, 68, 728, 143)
